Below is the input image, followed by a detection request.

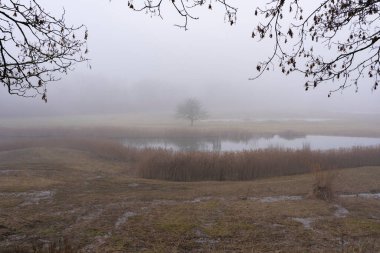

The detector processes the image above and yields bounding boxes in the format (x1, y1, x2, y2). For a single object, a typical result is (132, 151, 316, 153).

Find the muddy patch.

(21, 191, 55, 206)
(340, 192, 380, 200)
(195, 237, 220, 245)
(78, 208, 104, 222)
(2, 234, 27, 246)
(194, 229, 220, 245)
(128, 183, 139, 188)
(249, 195, 303, 203)
(187, 196, 213, 203)
(0, 190, 55, 206)
(270, 223, 285, 229)
(292, 217, 314, 229)
(334, 204, 349, 218)
(114, 211, 136, 229)
(82, 232, 111, 253)
(151, 199, 179, 206)
(0, 169, 22, 175)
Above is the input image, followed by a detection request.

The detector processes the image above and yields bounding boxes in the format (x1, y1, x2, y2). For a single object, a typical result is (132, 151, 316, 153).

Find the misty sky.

(0, 0, 379, 119)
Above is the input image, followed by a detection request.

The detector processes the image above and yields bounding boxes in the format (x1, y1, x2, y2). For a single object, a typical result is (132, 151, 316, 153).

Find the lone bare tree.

(130, 0, 380, 95)
(0, 0, 88, 102)
(176, 98, 207, 126)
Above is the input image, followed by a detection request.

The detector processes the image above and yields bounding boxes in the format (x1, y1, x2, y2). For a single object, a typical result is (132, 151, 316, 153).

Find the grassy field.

(0, 145, 380, 252)
(1, 112, 380, 138)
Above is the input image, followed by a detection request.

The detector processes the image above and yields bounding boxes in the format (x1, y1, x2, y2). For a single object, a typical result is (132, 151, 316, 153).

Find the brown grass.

(0, 138, 139, 163)
(138, 146, 380, 181)
(311, 164, 336, 201)
(0, 143, 379, 252)
(0, 238, 77, 253)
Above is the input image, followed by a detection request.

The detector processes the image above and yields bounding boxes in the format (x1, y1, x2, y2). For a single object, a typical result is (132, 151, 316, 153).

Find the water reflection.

(123, 135, 380, 152)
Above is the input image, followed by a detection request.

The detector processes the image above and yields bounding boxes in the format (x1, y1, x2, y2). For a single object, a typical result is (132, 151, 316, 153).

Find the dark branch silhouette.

(0, 0, 88, 102)
(252, 0, 380, 95)
(128, 0, 237, 30)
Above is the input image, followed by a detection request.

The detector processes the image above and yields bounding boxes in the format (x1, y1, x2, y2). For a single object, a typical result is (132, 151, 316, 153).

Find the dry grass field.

(1, 118, 380, 252)
(1, 112, 380, 138)
(0, 142, 379, 252)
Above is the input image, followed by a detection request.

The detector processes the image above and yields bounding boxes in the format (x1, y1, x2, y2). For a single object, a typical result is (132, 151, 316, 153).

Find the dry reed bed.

(1, 136, 379, 182)
(138, 146, 380, 181)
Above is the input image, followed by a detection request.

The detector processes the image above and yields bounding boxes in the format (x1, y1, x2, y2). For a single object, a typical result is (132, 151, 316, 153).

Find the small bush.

(311, 164, 336, 201)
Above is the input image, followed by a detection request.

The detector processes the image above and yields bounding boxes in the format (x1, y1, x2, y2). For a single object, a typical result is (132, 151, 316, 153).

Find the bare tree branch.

(128, 0, 237, 30)
(0, 0, 89, 102)
(251, 0, 380, 96)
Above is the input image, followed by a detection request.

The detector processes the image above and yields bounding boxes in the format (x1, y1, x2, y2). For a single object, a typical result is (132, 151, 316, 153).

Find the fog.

(2, 2, 380, 250)
(0, 0, 379, 120)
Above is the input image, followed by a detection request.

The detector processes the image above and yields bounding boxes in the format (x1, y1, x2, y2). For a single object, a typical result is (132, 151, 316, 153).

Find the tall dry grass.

(138, 146, 380, 181)
(311, 164, 336, 201)
(1, 131, 380, 182)
(0, 138, 139, 162)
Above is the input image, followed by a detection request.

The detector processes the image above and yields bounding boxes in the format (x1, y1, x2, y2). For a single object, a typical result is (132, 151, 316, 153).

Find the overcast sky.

(0, 0, 379, 119)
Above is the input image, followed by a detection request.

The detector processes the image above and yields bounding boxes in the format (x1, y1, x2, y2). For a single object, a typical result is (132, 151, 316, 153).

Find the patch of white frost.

(0, 190, 55, 206)
(334, 204, 349, 218)
(340, 192, 380, 200)
(256, 195, 303, 203)
(292, 217, 314, 229)
(114, 211, 136, 229)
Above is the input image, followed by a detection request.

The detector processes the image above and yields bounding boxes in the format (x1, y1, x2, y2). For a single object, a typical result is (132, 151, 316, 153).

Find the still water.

(123, 135, 380, 152)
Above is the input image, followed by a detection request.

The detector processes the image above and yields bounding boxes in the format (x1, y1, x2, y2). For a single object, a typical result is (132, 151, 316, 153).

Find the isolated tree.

(176, 98, 207, 126)
(130, 0, 380, 95)
(0, 0, 88, 102)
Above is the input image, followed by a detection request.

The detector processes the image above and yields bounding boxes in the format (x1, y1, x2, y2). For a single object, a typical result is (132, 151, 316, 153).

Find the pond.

(122, 135, 380, 152)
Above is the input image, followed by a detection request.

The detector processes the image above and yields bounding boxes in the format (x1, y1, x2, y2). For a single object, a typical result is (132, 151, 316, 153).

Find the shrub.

(311, 164, 336, 201)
